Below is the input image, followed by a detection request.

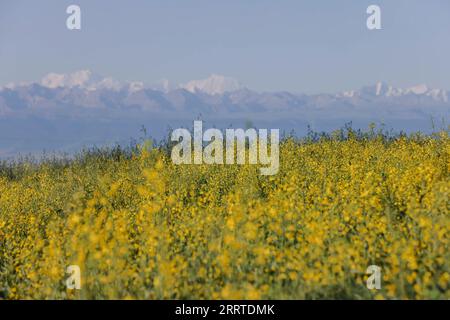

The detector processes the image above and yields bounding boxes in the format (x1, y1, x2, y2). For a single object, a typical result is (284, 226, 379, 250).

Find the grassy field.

(0, 128, 449, 299)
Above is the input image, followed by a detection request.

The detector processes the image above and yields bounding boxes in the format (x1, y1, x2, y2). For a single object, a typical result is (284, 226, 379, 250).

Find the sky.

(1, 0, 450, 94)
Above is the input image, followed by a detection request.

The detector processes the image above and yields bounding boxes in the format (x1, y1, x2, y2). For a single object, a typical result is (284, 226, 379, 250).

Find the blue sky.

(1, 0, 450, 93)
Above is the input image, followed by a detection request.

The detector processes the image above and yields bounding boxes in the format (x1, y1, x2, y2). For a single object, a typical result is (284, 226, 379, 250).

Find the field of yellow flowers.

(0, 129, 449, 300)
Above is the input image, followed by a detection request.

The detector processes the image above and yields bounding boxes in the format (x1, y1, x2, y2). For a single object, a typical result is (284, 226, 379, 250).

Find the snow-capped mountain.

(180, 74, 243, 95)
(0, 71, 448, 157)
(38, 70, 151, 94)
(345, 81, 449, 102)
(3, 71, 449, 106)
(40, 70, 123, 91)
(2, 71, 449, 113)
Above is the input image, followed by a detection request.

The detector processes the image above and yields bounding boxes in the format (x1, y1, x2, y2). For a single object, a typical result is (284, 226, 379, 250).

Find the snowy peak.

(403, 84, 447, 102)
(40, 70, 123, 91)
(407, 84, 428, 95)
(42, 70, 94, 89)
(342, 82, 448, 102)
(357, 82, 391, 97)
(5, 71, 244, 95)
(127, 81, 145, 93)
(38, 71, 244, 95)
(2, 71, 449, 110)
(180, 74, 243, 95)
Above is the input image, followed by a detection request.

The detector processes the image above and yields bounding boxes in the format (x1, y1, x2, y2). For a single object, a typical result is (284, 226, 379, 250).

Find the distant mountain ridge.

(339, 82, 448, 102)
(0, 71, 448, 157)
(1, 71, 449, 117)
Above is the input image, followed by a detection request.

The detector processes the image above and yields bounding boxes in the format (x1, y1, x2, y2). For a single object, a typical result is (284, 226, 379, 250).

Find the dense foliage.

(0, 129, 449, 299)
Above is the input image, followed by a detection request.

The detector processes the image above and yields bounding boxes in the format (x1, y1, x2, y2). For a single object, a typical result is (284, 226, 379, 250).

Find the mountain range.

(1, 70, 449, 115)
(0, 71, 448, 157)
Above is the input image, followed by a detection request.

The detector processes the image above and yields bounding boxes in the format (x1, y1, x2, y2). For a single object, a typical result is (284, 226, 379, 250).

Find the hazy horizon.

(0, 1, 449, 157)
